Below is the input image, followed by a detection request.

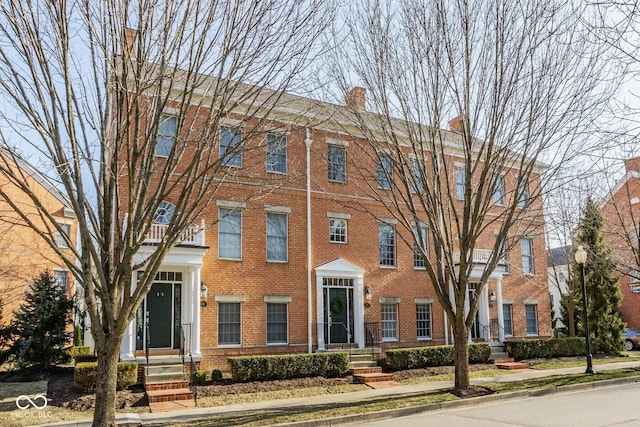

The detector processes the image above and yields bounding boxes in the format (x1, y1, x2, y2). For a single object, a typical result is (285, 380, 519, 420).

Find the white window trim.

(217, 200, 247, 209)
(264, 295, 292, 303)
(264, 205, 291, 214)
(217, 301, 242, 348)
(329, 217, 348, 244)
(218, 208, 242, 261)
(266, 212, 288, 263)
(416, 303, 433, 341)
(266, 301, 289, 346)
(215, 294, 246, 303)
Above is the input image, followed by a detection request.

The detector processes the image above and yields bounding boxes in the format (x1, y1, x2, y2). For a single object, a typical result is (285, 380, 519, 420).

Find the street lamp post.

(575, 245, 595, 374)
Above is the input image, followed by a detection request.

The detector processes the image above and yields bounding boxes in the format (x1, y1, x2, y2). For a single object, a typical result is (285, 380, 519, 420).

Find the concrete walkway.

(36, 360, 640, 427)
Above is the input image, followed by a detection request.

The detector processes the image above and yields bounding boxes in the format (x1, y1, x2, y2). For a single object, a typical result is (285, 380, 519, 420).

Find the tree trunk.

(92, 336, 121, 427)
(453, 319, 470, 391)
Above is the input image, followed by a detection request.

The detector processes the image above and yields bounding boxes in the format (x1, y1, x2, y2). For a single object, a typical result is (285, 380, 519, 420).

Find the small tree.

(574, 198, 625, 354)
(10, 271, 72, 368)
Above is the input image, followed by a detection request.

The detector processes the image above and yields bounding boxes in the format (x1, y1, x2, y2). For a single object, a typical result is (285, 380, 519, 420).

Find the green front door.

(147, 283, 173, 348)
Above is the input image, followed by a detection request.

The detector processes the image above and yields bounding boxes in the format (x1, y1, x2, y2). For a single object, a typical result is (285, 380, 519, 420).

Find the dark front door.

(147, 283, 173, 348)
(325, 287, 353, 344)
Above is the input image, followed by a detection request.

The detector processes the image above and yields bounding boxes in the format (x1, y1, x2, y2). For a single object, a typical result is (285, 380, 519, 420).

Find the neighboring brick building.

(0, 146, 77, 326)
(601, 157, 640, 329)
(117, 85, 551, 372)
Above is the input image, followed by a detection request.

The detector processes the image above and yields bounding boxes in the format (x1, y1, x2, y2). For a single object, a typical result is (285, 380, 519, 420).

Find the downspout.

(305, 128, 313, 353)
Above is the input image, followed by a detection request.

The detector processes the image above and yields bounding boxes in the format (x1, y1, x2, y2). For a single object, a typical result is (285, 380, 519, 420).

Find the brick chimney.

(345, 87, 366, 111)
(449, 114, 467, 133)
(624, 157, 640, 173)
(123, 28, 137, 58)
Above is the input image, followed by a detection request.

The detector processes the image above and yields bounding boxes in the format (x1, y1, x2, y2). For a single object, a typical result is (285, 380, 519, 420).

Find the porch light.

(574, 245, 595, 374)
(200, 281, 208, 299)
(488, 290, 497, 307)
(365, 286, 372, 301)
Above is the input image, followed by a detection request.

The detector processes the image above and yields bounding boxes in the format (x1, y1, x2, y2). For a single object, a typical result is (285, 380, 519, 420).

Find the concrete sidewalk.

(36, 360, 640, 427)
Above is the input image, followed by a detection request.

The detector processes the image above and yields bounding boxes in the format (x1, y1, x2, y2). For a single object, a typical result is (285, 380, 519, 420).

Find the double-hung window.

(413, 227, 428, 269)
(266, 134, 287, 174)
(329, 218, 347, 243)
(53, 270, 68, 292)
(218, 208, 242, 259)
(266, 212, 288, 262)
(455, 167, 465, 200)
(55, 223, 71, 248)
(410, 159, 424, 193)
(328, 145, 346, 183)
(376, 154, 392, 189)
(416, 304, 432, 339)
(379, 223, 396, 267)
(220, 126, 243, 167)
(503, 304, 513, 336)
(521, 237, 534, 274)
(493, 175, 505, 205)
(381, 304, 398, 341)
(525, 304, 538, 335)
(218, 302, 241, 345)
(266, 303, 288, 344)
(156, 115, 177, 157)
(518, 180, 529, 208)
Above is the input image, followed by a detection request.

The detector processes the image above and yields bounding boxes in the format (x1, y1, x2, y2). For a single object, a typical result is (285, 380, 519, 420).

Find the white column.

(480, 286, 490, 342)
(191, 267, 202, 359)
(315, 272, 325, 350)
(464, 284, 472, 343)
(120, 275, 137, 360)
(354, 277, 364, 348)
(496, 276, 505, 342)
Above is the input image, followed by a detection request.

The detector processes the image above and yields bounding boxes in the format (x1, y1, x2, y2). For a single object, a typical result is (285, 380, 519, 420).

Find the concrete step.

(353, 372, 395, 383)
(145, 364, 185, 376)
(349, 360, 378, 369)
(495, 361, 530, 370)
(350, 353, 376, 362)
(145, 372, 187, 383)
(146, 387, 193, 403)
(491, 352, 510, 360)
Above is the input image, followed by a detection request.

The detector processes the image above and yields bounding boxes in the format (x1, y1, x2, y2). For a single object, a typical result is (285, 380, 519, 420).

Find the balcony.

(452, 249, 507, 279)
(135, 218, 206, 247)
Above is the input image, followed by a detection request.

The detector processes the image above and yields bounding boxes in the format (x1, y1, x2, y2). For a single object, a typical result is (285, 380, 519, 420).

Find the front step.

(353, 372, 396, 383)
(495, 361, 531, 370)
(143, 362, 194, 408)
(145, 387, 194, 403)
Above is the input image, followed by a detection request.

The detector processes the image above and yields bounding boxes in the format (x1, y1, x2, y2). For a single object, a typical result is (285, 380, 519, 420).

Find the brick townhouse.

(601, 157, 640, 329)
(117, 84, 551, 372)
(0, 146, 77, 325)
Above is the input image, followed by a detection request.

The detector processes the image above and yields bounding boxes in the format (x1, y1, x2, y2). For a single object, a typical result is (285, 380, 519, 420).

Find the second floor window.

(153, 201, 175, 224)
(266, 212, 288, 262)
(493, 175, 505, 205)
(376, 154, 392, 189)
(521, 237, 534, 274)
(55, 222, 71, 248)
(328, 145, 346, 183)
(329, 218, 347, 243)
(53, 270, 68, 292)
(379, 223, 396, 267)
(455, 167, 465, 200)
(266, 134, 287, 174)
(220, 126, 243, 168)
(416, 304, 432, 339)
(413, 227, 428, 269)
(218, 208, 241, 259)
(156, 115, 177, 157)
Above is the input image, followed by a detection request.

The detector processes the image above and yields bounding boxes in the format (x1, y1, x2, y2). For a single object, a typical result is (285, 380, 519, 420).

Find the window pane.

(156, 115, 177, 157)
(53, 271, 68, 292)
(328, 145, 346, 182)
(267, 303, 288, 344)
(414, 228, 428, 269)
(503, 304, 513, 336)
(381, 304, 398, 340)
(379, 224, 395, 267)
(377, 154, 392, 189)
(416, 304, 432, 339)
(521, 238, 534, 274)
(455, 168, 465, 200)
(267, 213, 288, 262)
(518, 181, 529, 208)
(56, 223, 71, 247)
(493, 175, 505, 205)
(218, 303, 241, 345)
(266, 134, 287, 174)
(525, 304, 538, 335)
(410, 159, 424, 193)
(329, 219, 347, 243)
(219, 208, 241, 259)
(220, 126, 243, 167)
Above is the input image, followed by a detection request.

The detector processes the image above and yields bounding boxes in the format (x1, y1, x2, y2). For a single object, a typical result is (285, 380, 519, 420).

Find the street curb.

(274, 375, 640, 427)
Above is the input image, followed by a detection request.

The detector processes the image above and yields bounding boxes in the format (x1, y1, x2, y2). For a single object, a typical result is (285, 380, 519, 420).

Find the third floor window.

(220, 126, 243, 168)
(328, 145, 346, 183)
(266, 134, 287, 174)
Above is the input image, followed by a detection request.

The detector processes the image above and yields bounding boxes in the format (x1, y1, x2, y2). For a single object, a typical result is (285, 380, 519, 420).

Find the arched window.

(154, 201, 175, 224)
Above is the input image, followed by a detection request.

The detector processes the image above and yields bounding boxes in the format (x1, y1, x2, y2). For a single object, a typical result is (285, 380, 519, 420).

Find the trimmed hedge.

(69, 346, 91, 357)
(505, 337, 586, 361)
(229, 352, 350, 382)
(385, 343, 492, 371)
(74, 354, 98, 364)
(74, 361, 138, 392)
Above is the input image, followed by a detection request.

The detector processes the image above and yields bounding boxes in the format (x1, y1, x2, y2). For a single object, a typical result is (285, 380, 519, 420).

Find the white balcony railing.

(139, 218, 206, 247)
(452, 249, 495, 264)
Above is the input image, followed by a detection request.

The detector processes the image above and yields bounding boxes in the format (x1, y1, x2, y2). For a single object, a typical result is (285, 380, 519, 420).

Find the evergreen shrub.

(229, 352, 349, 382)
(385, 343, 491, 371)
(74, 361, 137, 392)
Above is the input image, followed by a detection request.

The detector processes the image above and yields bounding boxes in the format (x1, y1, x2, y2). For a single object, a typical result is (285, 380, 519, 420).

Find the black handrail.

(145, 311, 150, 376)
(180, 323, 197, 406)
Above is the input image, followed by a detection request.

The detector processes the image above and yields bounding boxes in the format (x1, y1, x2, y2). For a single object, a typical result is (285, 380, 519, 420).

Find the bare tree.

(0, 1, 329, 425)
(328, 0, 614, 392)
